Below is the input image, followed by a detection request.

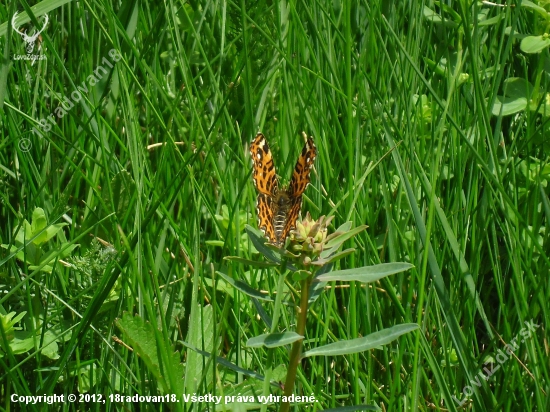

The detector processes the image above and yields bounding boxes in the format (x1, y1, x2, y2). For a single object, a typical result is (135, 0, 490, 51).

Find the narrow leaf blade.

(315, 262, 413, 283)
(303, 324, 418, 357)
(217, 271, 273, 301)
(247, 332, 303, 348)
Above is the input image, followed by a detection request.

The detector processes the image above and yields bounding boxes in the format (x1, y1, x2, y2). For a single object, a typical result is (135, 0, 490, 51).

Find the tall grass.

(0, 1, 548, 411)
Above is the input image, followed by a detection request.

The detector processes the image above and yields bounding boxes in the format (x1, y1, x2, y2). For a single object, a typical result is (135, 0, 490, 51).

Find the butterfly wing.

(288, 137, 316, 197)
(278, 196, 302, 245)
(280, 137, 317, 242)
(251, 133, 316, 247)
(250, 133, 278, 196)
(250, 133, 279, 243)
(256, 193, 276, 243)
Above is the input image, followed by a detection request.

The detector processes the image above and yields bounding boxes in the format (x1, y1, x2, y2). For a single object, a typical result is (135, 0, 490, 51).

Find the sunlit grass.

(0, 1, 548, 411)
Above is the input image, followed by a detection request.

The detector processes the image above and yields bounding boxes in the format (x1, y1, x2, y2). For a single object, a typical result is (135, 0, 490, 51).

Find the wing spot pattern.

(250, 133, 316, 247)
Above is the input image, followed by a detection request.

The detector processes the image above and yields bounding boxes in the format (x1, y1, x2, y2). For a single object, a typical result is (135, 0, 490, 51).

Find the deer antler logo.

(12, 12, 48, 54)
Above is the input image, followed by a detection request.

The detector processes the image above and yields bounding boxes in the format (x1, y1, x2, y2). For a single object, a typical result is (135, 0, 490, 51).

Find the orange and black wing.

(288, 137, 316, 197)
(279, 196, 302, 244)
(256, 193, 276, 243)
(250, 133, 278, 196)
(250, 133, 279, 243)
(281, 137, 317, 242)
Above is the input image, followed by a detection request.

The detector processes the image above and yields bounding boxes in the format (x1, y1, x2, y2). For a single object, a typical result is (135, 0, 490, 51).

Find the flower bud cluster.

(289, 213, 333, 266)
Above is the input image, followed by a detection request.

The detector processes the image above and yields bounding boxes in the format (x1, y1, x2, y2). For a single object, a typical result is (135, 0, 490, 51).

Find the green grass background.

(1, 0, 549, 411)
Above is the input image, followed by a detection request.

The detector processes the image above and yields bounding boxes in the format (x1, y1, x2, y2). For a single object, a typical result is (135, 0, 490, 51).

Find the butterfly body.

(250, 133, 317, 247)
(272, 191, 292, 242)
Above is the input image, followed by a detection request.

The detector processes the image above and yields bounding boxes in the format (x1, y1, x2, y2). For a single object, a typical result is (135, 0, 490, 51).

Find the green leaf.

(422, 6, 458, 28)
(2, 311, 26, 328)
(423, 57, 446, 77)
(115, 313, 170, 393)
(116, 313, 184, 394)
(0, 0, 74, 38)
(324, 221, 352, 243)
(533, 93, 550, 116)
(423, 6, 442, 23)
(58, 242, 79, 259)
(478, 14, 504, 27)
(177, 4, 196, 32)
(247, 332, 303, 348)
(520, 35, 550, 54)
(502, 77, 533, 99)
(244, 225, 298, 271)
(76, 364, 97, 393)
(0, 312, 26, 341)
(216, 271, 273, 301)
(521, 0, 549, 17)
(180, 340, 271, 383)
(39, 240, 75, 266)
(29, 264, 53, 273)
(167, 350, 185, 395)
(184, 304, 214, 395)
(41, 330, 60, 360)
(5, 241, 41, 266)
(492, 95, 528, 116)
(302, 324, 419, 357)
(9, 333, 35, 355)
(205, 240, 225, 247)
(42, 223, 69, 243)
(292, 269, 312, 281)
(315, 262, 413, 283)
(14, 221, 30, 244)
(31, 208, 48, 245)
(313, 248, 355, 266)
(323, 225, 368, 252)
(31, 208, 47, 231)
(245, 225, 281, 263)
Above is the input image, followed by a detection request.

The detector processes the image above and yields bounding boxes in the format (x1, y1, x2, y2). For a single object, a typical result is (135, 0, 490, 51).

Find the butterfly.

(250, 132, 317, 247)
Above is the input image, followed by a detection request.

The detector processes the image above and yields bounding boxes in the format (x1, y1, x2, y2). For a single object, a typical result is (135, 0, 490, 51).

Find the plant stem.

(281, 277, 310, 412)
(260, 263, 288, 412)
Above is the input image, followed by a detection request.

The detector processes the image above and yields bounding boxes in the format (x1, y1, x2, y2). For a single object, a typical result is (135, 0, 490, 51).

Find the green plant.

(1, 1, 548, 409)
(224, 214, 417, 411)
(1, 207, 77, 273)
(0, 208, 78, 363)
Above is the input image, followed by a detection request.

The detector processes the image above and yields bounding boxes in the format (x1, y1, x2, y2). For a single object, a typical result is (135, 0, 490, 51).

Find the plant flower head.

(290, 213, 334, 261)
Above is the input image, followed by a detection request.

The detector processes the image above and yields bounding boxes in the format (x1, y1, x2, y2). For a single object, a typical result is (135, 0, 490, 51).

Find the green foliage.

(1, 207, 76, 272)
(115, 313, 185, 395)
(247, 332, 303, 349)
(303, 324, 419, 358)
(0, 311, 29, 355)
(228, 216, 415, 410)
(0, 0, 548, 411)
(0, 310, 65, 361)
(206, 204, 257, 254)
(67, 238, 118, 291)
